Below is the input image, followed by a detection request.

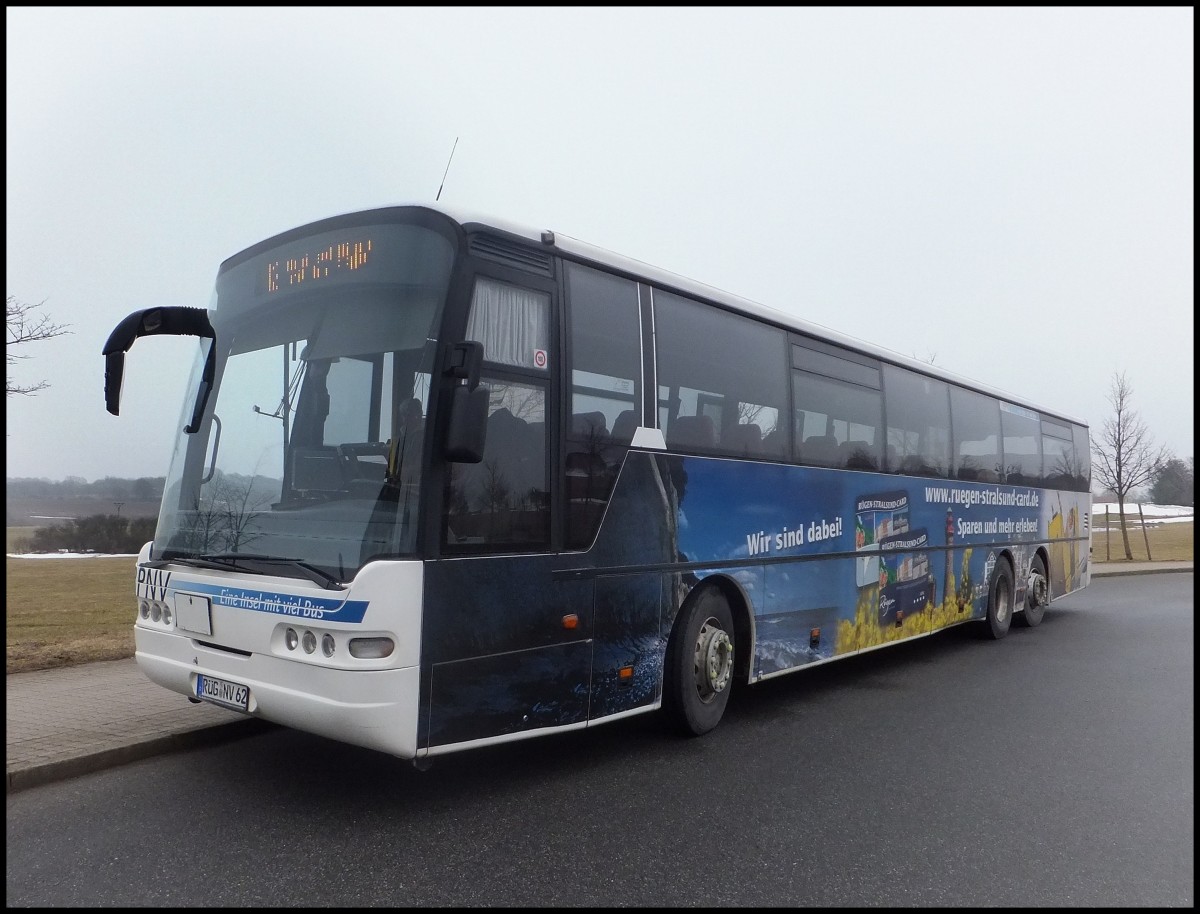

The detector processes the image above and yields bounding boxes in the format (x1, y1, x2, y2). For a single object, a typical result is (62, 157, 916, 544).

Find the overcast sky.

(6, 6, 1194, 482)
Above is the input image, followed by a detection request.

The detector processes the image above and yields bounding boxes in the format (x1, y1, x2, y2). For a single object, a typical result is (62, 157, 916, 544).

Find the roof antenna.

(436, 137, 459, 202)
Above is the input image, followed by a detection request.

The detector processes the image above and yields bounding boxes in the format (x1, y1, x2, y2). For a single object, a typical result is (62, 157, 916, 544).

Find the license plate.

(195, 674, 250, 712)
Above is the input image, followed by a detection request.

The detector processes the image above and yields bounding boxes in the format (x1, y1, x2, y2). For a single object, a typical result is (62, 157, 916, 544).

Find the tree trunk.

(1138, 503, 1152, 560)
(1117, 496, 1133, 559)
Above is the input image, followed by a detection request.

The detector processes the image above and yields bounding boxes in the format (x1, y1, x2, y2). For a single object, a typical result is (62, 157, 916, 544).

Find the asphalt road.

(5, 573, 1193, 907)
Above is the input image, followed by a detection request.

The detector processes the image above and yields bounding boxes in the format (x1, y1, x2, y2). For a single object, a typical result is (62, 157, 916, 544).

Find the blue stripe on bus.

(174, 581, 369, 623)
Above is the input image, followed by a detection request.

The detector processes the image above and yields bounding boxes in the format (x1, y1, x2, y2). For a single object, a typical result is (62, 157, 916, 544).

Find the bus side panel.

(1046, 490, 1091, 599)
(419, 452, 1090, 750)
(585, 453, 685, 721)
(420, 556, 596, 749)
(590, 573, 666, 720)
(421, 452, 680, 750)
(428, 641, 593, 746)
(758, 562, 855, 676)
(660, 457, 1089, 676)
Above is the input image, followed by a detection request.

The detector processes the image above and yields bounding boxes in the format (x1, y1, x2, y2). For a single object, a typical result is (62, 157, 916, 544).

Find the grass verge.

(6, 556, 138, 674)
(1090, 518, 1193, 562)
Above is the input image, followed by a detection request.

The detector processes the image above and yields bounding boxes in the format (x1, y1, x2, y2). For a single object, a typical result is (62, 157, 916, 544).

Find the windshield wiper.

(212, 554, 347, 591)
(148, 553, 346, 590)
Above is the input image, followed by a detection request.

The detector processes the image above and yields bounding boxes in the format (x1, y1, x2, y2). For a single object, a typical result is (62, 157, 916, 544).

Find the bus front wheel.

(1018, 553, 1048, 628)
(981, 557, 1014, 640)
(663, 588, 735, 736)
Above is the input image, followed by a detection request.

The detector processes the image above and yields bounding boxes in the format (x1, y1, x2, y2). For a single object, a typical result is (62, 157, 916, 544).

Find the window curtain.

(466, 278, 550, 370)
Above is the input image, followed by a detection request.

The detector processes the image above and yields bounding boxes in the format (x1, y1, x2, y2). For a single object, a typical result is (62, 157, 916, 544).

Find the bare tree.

(7, 295, 71, 396)
(214, 474, 270, 554)
(177, 473, 268, 554)
(1091, 371, 1169, 559)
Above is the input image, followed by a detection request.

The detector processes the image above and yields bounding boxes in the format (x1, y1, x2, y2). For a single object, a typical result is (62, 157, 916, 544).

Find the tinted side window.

(1041, 418, 1082, 491)
(1042, 434, 1074, 491)
(654, 291, 788, 459)
(565, 263, 642, 548)
(950, 388, 1002, 482)
(793, 341, 880, 388)
(448, 275, 553, 550)
(446, 381, 549, 548)
(1001, 402, 1042, 486)
(567, 263, 641, 440)
(882, 364, 950, 477)
(793, 371, 883, 470)
(1071, 424, 1092, 492)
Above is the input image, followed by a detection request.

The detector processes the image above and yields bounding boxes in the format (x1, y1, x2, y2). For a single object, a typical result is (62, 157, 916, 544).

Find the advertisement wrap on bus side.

(665, 457, 1089, 679)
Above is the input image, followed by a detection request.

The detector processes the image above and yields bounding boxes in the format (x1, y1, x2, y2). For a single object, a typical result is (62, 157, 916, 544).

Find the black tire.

(662, 588, 736, 736)
(981, 557, 1014, 640)
(1017, 553, 1048, 628)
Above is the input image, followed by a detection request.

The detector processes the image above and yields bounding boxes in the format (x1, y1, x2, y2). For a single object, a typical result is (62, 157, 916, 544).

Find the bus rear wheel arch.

(663, 585, 738, 737)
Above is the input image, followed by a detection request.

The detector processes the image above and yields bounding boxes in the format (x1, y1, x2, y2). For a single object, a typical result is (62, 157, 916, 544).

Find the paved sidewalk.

(6, 562, 1191, 794)
(6, 659, 268, 793)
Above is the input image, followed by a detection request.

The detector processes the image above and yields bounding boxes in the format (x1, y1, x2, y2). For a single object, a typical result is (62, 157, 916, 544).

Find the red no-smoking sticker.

(533, 349, 547, 369)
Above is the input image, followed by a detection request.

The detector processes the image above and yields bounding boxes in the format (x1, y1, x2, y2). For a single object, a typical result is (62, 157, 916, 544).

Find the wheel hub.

(695, 620, 733, 701)
(1029, 570, 1048, 607)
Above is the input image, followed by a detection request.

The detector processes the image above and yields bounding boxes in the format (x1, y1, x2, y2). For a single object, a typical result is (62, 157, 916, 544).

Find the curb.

(1092, 567, 1192, 577)
(1107, 567, 1192, 576)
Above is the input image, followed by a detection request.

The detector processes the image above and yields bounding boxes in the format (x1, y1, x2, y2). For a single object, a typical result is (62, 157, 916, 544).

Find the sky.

(5, 6, 1194, 482)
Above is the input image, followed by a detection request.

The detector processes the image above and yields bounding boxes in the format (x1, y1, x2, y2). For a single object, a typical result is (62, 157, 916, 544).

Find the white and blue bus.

(104, 202, 1092, 764)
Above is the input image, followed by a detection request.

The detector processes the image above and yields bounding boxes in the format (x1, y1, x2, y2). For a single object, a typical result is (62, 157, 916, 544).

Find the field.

(5, 519, 1191, 675)
(1090, 517, 1193, 562)
(5, 497, 161, 527)
(6, 556, 138, 674)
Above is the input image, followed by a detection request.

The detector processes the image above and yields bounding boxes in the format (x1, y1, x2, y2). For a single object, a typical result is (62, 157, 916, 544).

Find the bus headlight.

(277, 626, 389, 661)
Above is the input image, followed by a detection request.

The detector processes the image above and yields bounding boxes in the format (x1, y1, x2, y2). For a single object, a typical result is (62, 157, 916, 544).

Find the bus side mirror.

(102, 306, 216, 433)
(444, 384, 489, 463)
(104, 350, 128, 418)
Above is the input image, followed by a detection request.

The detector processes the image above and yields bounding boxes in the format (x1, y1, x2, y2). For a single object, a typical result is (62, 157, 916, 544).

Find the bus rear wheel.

(981, 557, 1014, 640)
(663, 588, 735, 736)
(1018, 553, 1048, 628)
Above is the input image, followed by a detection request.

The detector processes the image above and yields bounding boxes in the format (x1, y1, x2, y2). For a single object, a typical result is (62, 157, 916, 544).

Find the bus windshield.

(154, 219, 456, 582)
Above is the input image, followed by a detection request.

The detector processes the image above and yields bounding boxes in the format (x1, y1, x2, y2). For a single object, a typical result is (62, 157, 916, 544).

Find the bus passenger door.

(427, 268, 596, 751)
